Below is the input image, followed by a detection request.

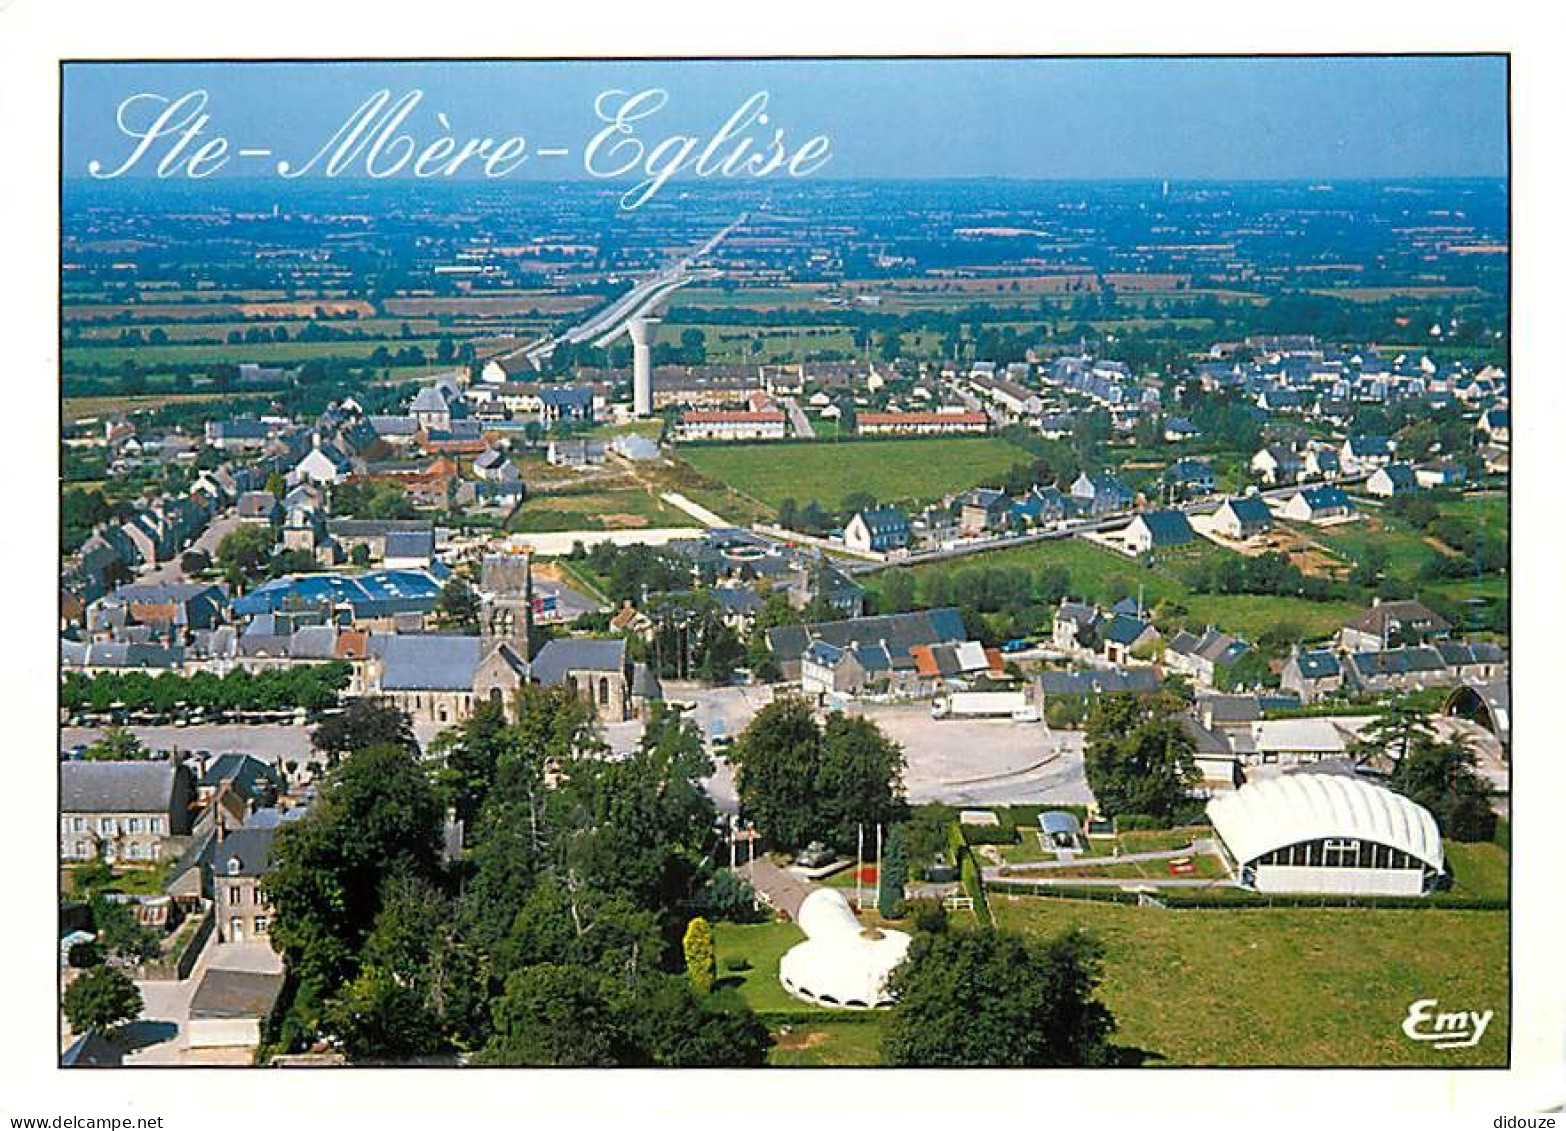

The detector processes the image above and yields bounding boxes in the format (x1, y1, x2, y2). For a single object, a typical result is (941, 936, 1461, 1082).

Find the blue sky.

(62, 57, 1507, 182)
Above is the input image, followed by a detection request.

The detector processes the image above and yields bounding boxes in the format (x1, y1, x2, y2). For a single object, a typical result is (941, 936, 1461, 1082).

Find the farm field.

(678, 436, 1033, 512)
(62, 338, 455, 368)
(63, 392, 272, 422)
(992, 897, 1508, 1067)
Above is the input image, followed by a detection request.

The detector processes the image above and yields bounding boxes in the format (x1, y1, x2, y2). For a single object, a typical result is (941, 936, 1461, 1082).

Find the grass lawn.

(709, 918, 812, 1013)
(1442, 840, 1509, 900)
(678, 436, 1032, 512)
(993, 898, 1508, 1066)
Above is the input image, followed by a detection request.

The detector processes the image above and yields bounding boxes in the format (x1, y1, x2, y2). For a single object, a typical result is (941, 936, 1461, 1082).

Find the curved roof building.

(1207, 772, 1444, 896)
(778, 889, 912, 1009)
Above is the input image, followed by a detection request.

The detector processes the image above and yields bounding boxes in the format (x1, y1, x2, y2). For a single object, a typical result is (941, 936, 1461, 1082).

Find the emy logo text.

(1401, 998, 1494, 1050)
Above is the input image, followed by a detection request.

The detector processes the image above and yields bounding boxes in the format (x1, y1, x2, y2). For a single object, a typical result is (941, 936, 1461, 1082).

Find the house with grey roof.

(1365, 462, 1418, 498)
(1069, 472, 1135, 516)
(1164, 627, 1252, 689)
(1279, 648, 1344, 703)
(1338, 599, 1451, 653)
(213, 827, 279, 944)
(1280, 485, 1355, 524)
(1100, 614, 1161, 665)
(1052, 601, 1103, 655)
(187, 968, 286, 1051)
(1211, 495, 1273, 541)
(843, 506, 912, 555)
(1122, 509, 1195, 555)
(767, 607, 969, 687)
(1036, 666, 1159, 697)
(60, 760, 195, 863)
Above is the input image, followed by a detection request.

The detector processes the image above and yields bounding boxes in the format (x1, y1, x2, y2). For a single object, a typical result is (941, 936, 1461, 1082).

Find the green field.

(870, 536, 1363, 641)
(679, 436, 1033, 512)
(994, 898, 1508, 1067)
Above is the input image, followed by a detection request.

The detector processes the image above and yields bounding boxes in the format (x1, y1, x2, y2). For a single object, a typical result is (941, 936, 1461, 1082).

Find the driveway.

(122, 935, 283, 1066)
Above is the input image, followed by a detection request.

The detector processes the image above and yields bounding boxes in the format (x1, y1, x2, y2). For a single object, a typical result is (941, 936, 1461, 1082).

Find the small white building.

(1207, 773, 1444, 896)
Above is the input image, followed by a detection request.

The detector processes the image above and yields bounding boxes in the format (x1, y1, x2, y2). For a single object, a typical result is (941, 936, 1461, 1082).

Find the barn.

(1207, 773, 1444, 896)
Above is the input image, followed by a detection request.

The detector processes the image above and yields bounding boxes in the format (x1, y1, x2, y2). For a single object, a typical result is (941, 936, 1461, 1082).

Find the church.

(363, 550, 660, 727)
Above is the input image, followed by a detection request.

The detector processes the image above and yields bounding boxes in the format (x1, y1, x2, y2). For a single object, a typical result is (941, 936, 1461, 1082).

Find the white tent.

(778, 889, 912, 1009)
(1208, 772, 1444, 895)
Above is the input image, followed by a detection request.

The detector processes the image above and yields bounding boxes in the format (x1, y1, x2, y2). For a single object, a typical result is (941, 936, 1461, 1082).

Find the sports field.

(678, 436, 1032, 512)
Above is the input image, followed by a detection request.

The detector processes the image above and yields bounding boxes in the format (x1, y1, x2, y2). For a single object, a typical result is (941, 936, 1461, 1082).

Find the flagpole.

(856, 823, 864, 911)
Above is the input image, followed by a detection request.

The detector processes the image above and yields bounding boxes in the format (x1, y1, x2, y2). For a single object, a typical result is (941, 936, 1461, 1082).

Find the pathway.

(659, 491, 730, 528)
(736, 857, 817, 921)
(780, 396, 815, 440)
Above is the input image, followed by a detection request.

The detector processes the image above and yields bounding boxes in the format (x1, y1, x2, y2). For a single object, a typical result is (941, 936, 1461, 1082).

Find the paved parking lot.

(630, 684, 1093, 809)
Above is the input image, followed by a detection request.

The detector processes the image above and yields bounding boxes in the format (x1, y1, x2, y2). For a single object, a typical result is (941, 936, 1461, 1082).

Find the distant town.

(59, 172, 1509, 1069)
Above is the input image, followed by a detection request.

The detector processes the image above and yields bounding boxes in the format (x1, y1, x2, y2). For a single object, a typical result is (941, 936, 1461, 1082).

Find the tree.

(265, 471, 287, 498)
(430, 701, 512, 826)
(349, 543, 372, 567)
(217, 523, 276, 591)
(1350, 703, 1437, 771)
(729, 698, 823, 852)
(695, 869, 762, 923)
(480, 964, 629, 1067)
(436, 575, 480, 633)
(264, 743, 443, 1000)
(90, 893, 162, 962)
(1082, 694, 1198, 823)
(682, 917, 716, 996)
(310, 699, 418, 764)
(878, 568, 917, 615)
(84, 726, 147, 762)
(1389, 734, 1497, 842)
(815, 713, 909, 852)
(624, 978, 772, 1067)
(730, 699, 907, 854)
(878, 824, 910, 919)
(881, 927, 1115, 1067)
(62, 966, 143, 1035)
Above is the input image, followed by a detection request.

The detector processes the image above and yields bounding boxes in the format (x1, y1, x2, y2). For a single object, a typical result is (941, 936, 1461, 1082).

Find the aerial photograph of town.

(53, 56, 1512, 1070)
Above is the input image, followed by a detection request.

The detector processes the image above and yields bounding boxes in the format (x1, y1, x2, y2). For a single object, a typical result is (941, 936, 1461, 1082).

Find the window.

(74, 818, 85, 832)
(229, 884, 245, 905)
(254, 917, 269, 935)
(1322, 838, 1359, 868)
(99, 818, 115, 835)
(599, 678, 610, 706)
(126, 818, 142, 834)
(149, 817, 163, 834)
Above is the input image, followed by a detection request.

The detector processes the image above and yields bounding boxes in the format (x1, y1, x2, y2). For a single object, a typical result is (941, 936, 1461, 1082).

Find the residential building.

(60, 760, 195, 863)
(1122, 509, 1195, 554)
(843, 507, 912, 554)
(213, 827, 278, 944)
(1211, 496, 1273, 541)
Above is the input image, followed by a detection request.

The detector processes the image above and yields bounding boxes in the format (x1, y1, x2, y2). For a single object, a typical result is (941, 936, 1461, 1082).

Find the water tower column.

(628, 315, 659, 417)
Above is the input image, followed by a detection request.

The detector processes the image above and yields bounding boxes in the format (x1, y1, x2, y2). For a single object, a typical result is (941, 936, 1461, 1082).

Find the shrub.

(683, 917, 716, 996)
